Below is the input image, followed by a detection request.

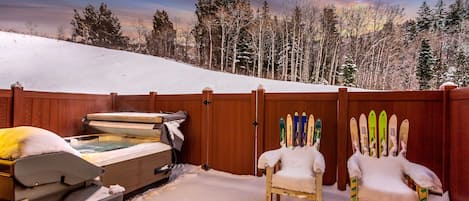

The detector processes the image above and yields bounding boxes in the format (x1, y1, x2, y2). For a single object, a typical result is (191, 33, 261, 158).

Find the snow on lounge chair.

(258, 138, 325, 200)
(0, 126, 124, 201)
(347, 111, 442, 201)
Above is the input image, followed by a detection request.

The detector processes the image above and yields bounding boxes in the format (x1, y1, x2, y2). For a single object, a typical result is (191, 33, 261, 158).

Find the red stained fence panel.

(449, 88, 469, 201)
(14, 89, 112, 137)
(115, 94, 152, 112)
(156, 94, 204, 165)
(208, 93, 255, 175)
(0, 89, 12, 128)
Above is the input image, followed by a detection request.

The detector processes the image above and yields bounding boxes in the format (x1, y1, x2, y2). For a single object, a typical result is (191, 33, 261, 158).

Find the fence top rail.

(0, 89, 12, 97)
(450, 87, 469, 100)
(348, 91, 443, 101)
(157, 94, 202, 101)
(212, 93, 251, 100)
(117, 94, 150, 97)
(23, 90, 111, 100)
(265, 92, 338, 101)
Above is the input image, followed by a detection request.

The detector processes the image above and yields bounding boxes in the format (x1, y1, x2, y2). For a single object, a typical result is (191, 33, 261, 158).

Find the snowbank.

(0, 31, 361, 94)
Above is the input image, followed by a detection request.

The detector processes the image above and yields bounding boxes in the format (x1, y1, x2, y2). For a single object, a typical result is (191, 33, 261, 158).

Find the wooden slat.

(337, 88, 348, 190)
(449, 88, 469, 201)
(0, 90, 12, 128)
(441, 85, 456, 192)
(256, 88, 265, 176)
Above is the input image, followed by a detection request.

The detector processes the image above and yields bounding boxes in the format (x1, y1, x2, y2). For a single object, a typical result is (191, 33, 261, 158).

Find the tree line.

(68, 1, 469, 90)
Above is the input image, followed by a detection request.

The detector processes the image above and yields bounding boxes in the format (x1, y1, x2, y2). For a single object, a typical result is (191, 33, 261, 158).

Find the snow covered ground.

(130, 164, 450, 201)
(0, 31, 360, 95)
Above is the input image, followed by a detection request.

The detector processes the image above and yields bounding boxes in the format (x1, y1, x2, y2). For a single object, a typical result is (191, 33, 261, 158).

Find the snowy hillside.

(0, 31, 357, 94)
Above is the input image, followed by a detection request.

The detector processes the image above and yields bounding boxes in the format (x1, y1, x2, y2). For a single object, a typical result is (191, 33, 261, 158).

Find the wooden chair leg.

(315, 173, 323, 201)
(276, 194, 280, 201)
(266, 167, 273, 201)
(350, 177, 358, 201)
(416, 185, 428, 201)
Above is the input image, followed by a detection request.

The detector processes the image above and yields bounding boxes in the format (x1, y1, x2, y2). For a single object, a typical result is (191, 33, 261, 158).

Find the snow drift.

(0, 31, 357, 94)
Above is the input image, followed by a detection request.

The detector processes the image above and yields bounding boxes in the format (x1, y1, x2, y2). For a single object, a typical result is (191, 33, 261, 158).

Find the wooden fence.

(0, 89, 12, 128)
(11, 87, 113, 136)
(449, 87, 469, 201)
(1, 85, 468, 199)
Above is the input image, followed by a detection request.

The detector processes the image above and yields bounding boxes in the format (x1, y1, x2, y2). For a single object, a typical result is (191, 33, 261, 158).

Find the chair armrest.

(312, 149, 325, 174)
(400, 156, 443, 194)
(258, 149, 282, 169)
(347, 153, 362, 179)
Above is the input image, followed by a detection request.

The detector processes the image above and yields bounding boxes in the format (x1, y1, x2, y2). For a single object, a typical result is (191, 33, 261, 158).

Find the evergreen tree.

(193, 0, 217, 66)
(339, 56, 358, 87)
(416, 1, 433, 32)
(146, 10, 176, 57)
(455, 49, 469, 86)
(464, 0, 469, 19)
(416, 38, 435, 90)
(433, 57, 448, 88)
(446, 0, 464, 33)
(71, 3, 128, 48)
(433, 0, 446, 31)
(404, 20, 417, 44)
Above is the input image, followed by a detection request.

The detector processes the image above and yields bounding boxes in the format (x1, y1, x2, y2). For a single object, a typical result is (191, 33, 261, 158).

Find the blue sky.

(0, 0, 452, 37)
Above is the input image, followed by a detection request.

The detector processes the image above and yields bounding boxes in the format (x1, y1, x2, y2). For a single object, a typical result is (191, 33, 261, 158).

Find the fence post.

(201, 87, 213, 170)
(11, 83, 24, 127)
(110, 92, 118, 111)
(149, 91, 157, 112)
(337, 88, 349, 191)
(251, 85, 265, 176)
(441, 84, 457, 191)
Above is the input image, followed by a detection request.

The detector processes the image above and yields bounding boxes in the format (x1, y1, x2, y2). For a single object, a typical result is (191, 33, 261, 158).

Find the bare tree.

(25, 21, 37, 35)
(57, 25, 65, 40)
(134, 18, 148, 53)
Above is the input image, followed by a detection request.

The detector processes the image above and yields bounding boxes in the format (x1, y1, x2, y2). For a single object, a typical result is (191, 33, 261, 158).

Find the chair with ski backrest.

(258, 112, 325, 201)
(348, 110, 443, 201)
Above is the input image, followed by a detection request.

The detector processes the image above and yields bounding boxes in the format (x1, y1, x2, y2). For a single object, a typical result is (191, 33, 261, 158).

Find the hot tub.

(65, 111, 187, 194)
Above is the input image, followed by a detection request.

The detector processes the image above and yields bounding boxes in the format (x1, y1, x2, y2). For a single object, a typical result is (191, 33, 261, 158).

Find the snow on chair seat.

(271, 147, 322, 194)
(259, 112, 324, 201)
(348, 110, 442, 201)
(351, 153, 419, 201)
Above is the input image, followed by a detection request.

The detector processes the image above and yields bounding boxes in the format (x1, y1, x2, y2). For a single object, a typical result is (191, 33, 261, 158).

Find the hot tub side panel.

(100, 149, 172, 193)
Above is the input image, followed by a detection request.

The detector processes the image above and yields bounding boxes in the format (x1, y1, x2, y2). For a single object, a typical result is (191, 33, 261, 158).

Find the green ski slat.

(378, 110, 387, 157)
(314, 119, 322, 150)
(280, 117, 285, 147)
(368, 110, 377, 157)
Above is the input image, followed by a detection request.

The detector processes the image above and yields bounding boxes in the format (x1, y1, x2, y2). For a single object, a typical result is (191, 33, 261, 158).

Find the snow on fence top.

(0, 31, 361, 95)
